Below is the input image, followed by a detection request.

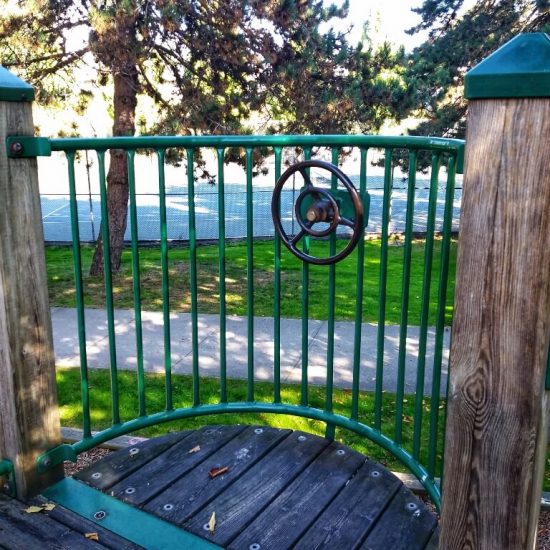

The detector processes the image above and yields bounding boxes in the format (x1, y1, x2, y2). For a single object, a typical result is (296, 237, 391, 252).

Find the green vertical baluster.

(66, 152, 91, 438)
(217, 148, 227, 403)
(409, 154, 441, 453)
(97, 150, 120, 425)
(273, 147, 283, 404)
(187, 148, 200, 406)
(301, 147, 312, 406)
(351, 148, 368, 421)
(157, 150, 172, 411)
(427, 155, 457, 477)
(374, 148, 393, 431)
(127, 150, 146, 417)
(246, 147, 254, 402)
(325, 148, 339, 434)
(395, 151, 418, 446)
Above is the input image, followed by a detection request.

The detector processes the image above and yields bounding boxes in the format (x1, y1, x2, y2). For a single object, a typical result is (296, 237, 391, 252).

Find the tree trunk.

(89, 12, 138, 276)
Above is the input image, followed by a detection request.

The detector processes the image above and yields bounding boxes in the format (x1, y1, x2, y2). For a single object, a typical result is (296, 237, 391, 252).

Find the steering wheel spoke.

(339, 216, 355, 228)
(290, 229, 306, 245)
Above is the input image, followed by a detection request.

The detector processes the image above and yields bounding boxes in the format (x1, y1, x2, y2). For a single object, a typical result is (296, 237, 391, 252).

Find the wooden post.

(440, 34, 550, 548)
(0, 67, 63, 497)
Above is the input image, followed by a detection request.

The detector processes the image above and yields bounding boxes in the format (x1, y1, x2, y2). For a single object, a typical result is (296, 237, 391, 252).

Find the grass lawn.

(46, 238, 457, 324)
(56, 367, 444, 478)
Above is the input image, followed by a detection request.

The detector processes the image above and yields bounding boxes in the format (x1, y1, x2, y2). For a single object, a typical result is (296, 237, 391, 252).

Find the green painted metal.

(0, 66, 34, 102)
(0, 459, 16, 497)
(157, 150, 173, 411)
(374, 149, 393, 431)
(29, 133, 464, 513)
(96, 151, 120, 425)
(351, 148, 368, 422)
(465, 33, 550, 99)
(406, 154, 441, 448)
(428, 156, 457, 477)
(43, 478, 220, 549)
(217, 148, 228, 404)
(6, 136, 50, 157)
(301, 147, 312, 407)
(187, 149, 200, 407)
(398, 152, 417, 455)
(66, 152, 91, 438)
(273, 147, 283, 404)
(127, 151, 146, 417)
(246, 148, 255, 402)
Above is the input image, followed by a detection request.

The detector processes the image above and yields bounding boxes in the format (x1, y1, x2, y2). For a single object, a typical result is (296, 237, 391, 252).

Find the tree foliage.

(406, 0, 550, 142)
(0, 0, 409, 273)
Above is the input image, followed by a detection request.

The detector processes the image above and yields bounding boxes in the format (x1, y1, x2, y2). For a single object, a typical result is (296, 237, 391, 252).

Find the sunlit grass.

(46, 238, 457, 324)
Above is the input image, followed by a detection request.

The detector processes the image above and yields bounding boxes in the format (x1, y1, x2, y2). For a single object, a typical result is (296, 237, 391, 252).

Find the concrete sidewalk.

(51, 307, 450, 395)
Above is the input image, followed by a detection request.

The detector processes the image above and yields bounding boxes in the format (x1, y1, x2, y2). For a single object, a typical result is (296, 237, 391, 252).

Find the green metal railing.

(12, 134, 464, 509)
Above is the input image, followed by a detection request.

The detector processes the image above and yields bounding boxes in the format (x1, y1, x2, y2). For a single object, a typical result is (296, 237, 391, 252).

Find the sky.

(328, 0, 478, 51)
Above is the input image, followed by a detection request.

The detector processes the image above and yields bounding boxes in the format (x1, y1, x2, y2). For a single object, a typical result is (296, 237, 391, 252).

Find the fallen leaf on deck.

(25, 506, 43, 514)
(209, 466, 229, 479)
(85, 533, 99, 541)
(208, 511, 216, 533)
(188, 445, 201, 454)
(42, 503, 56, 511)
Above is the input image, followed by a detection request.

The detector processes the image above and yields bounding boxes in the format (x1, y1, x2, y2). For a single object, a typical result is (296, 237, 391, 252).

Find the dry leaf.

(25, 506, 43, 514)
(208, 511, 216, 533)
(209, 466, 229, 479)
(85, 533, 99, 541)
(188, 445, 201, 454)
(42, 503, 56, 511)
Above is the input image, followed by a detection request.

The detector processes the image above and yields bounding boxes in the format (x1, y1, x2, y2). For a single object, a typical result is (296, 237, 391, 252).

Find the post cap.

(0, 66, 34, 102)
(465, 33, 550, 99)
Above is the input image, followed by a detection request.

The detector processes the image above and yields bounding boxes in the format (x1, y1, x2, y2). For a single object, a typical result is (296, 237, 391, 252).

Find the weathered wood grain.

(33, 495, 143, 550)
(360, 485, 437, 549)
(293, 459, 402, 549)
(144, 425, 291, 524)
(75, 431, 188, 490)
(0, 101, 63, 497)
(229, 441, 365, 550)
(183, 430, 329, 546)
(109, 425, 244, 505)
(440, 98, 550, 548)
(0, 493, 104, 549)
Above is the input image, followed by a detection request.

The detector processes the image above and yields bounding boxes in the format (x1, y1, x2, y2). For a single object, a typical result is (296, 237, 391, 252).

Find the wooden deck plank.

(144, 426, 291, 524)
(109, 425, 245, 505)
(33, 495, 143, 550)
(228, 441, 365, 550)
(0, 494, 105, 549)
(183, 430, 330, 547)
(360, 485, 437, 549)
(293, 459, 402, 550)
(75, 431, 189, 490)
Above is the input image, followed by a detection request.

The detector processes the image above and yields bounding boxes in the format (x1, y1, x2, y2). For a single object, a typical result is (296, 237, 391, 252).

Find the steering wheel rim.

(271, 160, 364, 265)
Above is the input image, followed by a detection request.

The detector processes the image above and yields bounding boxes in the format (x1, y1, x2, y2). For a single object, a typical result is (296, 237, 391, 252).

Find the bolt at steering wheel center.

(306, 200, 335, 222)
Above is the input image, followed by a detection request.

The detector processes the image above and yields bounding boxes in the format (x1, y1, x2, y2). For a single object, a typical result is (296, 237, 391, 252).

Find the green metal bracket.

(0, 66, 34, 102)
(37, 444, 78, 473)
(465, 33, 550, 99)
(0, 459, 16, 497)
(300, 188, 370, 229)
(43, 478, 221, 549)
(6, 136, 52, 157)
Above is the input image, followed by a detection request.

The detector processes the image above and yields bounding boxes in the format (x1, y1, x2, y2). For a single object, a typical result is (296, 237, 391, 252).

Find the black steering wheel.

(271, 160, 364, 265)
